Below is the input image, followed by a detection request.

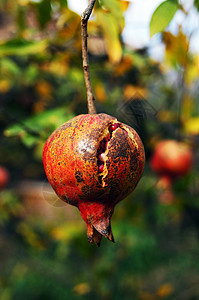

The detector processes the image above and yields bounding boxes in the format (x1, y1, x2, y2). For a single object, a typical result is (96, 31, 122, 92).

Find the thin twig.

(81, 0, 97, 114)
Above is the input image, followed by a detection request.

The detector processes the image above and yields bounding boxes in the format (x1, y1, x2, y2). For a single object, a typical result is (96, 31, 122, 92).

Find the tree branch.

(81, 0, 97, 114)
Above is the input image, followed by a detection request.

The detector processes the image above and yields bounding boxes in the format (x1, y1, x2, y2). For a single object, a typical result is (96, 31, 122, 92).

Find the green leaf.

(0, 38, 47, 57)
(17, 5, 26, 32)
(4, 124, 25, 137)
(194, 0, 199, 11)
(100, 0, 125, 29)
(36, 0, 52, 29)
(150, 0, 178, 38)
(4, 107, 74, 146)
(0, 58, 20, 76)
(59, 0, 68, 7)
(21, 134, 38, 148)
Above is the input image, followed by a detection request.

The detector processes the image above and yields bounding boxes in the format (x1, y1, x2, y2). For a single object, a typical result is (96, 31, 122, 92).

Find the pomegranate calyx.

(90, 215, 115, 244)
(86, 219, 114, 247)
(79, 200, 115, 246)
(86, 222, 103, 247)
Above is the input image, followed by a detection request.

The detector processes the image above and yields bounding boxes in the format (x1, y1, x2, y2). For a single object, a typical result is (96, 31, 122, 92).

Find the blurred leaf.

(17, 5, 26, 32)
(99, 0, 126, 28)
(4, 107, 74, 146)
(163, 29, 189, 68)
(59, 0, 68, 7)
(184, 117, 199, 135)
(0, 38, 47, 57)
(194, 0, 199, 11)
(35, 80, 53, 99)
(51, 221, 83, 242)
(24, 65, 39, 84)
(186, 54, 199, 84)
(0, 79, 11, 93)
(156, 283, 174, 298)
(57, 9, 81, 40)
(0, 58, 20, 75)
(73, 282, 91, 296)
(94, 82, 106, 103)
(41, 54, 69, 76)
(114, 55, 132, 76)
(119, 0, 130, 12)
(94, 0, 127, 63)
(36, 0, 52, 29)
(21, 133, 38, 147)
(123, 85, 148, 100)
(4, 124, 25, 137)
(16, 222, 45, 250)
(97, 11, 122, 63)
(150, 0, 178, 37)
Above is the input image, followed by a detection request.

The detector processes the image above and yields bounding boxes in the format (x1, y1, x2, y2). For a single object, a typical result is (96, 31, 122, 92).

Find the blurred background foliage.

(0, 0, 199, 299)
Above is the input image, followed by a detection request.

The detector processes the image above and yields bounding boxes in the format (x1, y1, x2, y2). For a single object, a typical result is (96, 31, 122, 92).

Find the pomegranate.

(150, 140, 193, 204)
(43, 113, 145, 245)
(150, 140, 193, 180)
(0, 166, 9, 191)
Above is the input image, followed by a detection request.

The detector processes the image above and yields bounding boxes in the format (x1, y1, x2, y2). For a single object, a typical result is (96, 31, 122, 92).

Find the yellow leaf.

(157, 109, 176, 123)
(35, 80, 53, 99)
(186, 54, 199, 84)
(96, 11, 123, 63)
(119, 0, 130, 12)
(163, 28, 189, 68)
(123, 84, 148, 100)
(94, 82, 106, 103)
(114, 56, 132, 76)
(41, 55, 69, 76)
(0, 79, 11, 93)
(181, 94, 194, 119)
(156, 283, 174, 298)
(107, 38, 122, 64)
(16, 222, 45, 250)
(73, 283, 91, 295)
(57, 9, 81, 40)
(184, 117, 199, 135)
(17, 0, 29, 5)
(51, 222, 83, 242)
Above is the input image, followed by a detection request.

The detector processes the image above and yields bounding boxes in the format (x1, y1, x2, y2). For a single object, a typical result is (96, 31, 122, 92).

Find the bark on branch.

(81, 0, 97, 114)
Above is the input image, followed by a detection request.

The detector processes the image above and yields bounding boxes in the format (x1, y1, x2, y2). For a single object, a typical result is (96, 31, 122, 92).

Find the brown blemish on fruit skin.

(43, 113, 145, 245)
(75, 171, 83, 182)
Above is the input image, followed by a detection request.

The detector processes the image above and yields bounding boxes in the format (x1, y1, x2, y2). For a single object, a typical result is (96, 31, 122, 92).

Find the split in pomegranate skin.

(43, 113, 145, 246)
(97, 123, 120, 175)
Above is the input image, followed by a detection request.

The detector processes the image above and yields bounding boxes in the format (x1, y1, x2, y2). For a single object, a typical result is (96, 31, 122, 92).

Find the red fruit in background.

(43, 113, 145, 246)
(0, 166, 10, 191)
(150, 140, 193, 180)
(150, 140, 193, 205)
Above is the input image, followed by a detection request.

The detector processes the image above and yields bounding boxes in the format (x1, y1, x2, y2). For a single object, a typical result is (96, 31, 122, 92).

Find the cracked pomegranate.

(43, 113, 145, 245)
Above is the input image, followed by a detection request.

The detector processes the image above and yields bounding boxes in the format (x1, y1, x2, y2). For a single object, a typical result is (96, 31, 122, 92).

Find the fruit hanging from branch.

(43, 0, 145, 246)
(43, 113, 145, 245)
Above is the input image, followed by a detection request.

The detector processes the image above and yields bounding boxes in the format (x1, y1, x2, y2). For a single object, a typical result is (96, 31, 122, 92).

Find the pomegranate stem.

(81, 0, 97, 115)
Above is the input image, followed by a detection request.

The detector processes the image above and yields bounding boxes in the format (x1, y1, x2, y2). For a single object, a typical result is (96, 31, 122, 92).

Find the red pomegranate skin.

(43, 113, 145, 245)
(150, 140, 193, 180)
